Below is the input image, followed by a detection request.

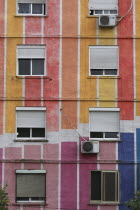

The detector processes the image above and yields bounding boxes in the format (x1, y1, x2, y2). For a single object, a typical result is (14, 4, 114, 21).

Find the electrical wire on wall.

(60, 109, 87, 141)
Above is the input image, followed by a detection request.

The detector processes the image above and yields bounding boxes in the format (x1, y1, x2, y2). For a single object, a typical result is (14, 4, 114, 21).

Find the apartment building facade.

(0, 0, 138, 210)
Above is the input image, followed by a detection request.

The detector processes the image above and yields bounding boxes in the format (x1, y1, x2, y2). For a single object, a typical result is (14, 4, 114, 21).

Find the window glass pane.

(19, 59, 30, 75)
(89, 10, 94, 15)
(90, 132, 103, 138)
(105, 69, 117, 75)
(110, 10, 117, 14)
(103, 172, 116, 202)
(104, 10, 110, 14)
(18, 3, 31, 14)
(31, 197, 45, 201)
(91, 171, 101, 201)
(95, 10, 102, 14)
(32, 59, 44, 75)
(105, 132, 119, 138)
(32, 128, 45, 137)
(17, 128, 30, 138)
(16, 197, 29, 201)
(32, 4, 43, 14)
(90, 69, 103, 75)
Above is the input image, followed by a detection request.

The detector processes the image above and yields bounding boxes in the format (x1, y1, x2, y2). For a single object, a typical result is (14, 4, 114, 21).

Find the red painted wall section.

(80, 140, 97, 210)
(44, 0, 60, 35)
(43, 144, 59, 210)
(25, 17, 42, 36)
(61, 142, 77, 210)
(118, 0, 134, 120)
(5, 148, 22, 207)
(44, 38, 59, 132)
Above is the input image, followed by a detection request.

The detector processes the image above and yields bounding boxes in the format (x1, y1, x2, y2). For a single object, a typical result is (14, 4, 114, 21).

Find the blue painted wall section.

(136, 128, 140, 190)
(118, 133, 134, 210)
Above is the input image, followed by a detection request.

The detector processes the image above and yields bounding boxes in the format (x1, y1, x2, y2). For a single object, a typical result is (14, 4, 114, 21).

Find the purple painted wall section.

(61, 142, 77, 209)
(0, 149, 2, 185)
(80, 139, 97, 210)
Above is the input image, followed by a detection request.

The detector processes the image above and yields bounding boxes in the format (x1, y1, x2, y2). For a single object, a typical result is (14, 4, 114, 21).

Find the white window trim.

(90, 170, 120, 204)
(17, 45, 46, 76)
(16, 107, 46, 140)
(16, 170, 46, 203)
(16, 0, 47, 16)
(89, 45, 119, 77)
(89, 108, 120, 141)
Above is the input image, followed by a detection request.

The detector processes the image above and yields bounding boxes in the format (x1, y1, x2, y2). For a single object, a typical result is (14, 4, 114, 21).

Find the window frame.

(89, 108, 120, 141)
(90, 170, 120, 204)
(17, 45, 46, 76)
(89, 46, 119, 77)
(16, 0, 47, 16)
(16, 107, 46, 140)
(16, 170, 46, 203)
(89, 9, 118, 16)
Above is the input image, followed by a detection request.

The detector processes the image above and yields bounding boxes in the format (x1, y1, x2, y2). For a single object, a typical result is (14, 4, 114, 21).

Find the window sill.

(90, 139, 122, 142)
(87, 76, 121, 79)
(89, 201, 120, 205)
(16, 76, 52, 80)
(14, 139, 48, 142)
(15, 15, 48, 17)
(13, 202, 47, 206)
(86, 15, 121, 18)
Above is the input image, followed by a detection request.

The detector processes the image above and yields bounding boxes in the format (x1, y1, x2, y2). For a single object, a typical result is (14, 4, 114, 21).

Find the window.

(90, 170, 119, 203)
(17, 45, 46, 76)
(89, 46, 118, 76)
(17, 0, 46, 16)
(89, 108, 120, 140)
(89, 0, 118, 16)
(16, 107, 46, 139)
(16, 170, 46, 202)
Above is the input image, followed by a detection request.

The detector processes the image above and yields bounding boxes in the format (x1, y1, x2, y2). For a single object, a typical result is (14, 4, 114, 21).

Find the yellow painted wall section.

(136, 0, 140, 115)
(6, 0, 23, 133)
(98, 30, 116, 108)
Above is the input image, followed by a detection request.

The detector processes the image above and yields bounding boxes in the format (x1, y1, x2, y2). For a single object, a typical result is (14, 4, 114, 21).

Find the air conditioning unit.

(81, 141, 99, 154)
(99, 15, 116, 27)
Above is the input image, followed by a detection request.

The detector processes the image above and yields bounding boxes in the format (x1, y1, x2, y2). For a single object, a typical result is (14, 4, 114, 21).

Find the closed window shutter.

(17, 0, 46, 3)
(16, 174, 46, 197)
(89, 0, 118, 10)
(18, 46, 45, 59)
(90, 46, 118, 69)
(17, 110, 45, 128)
(90, 109, 120, 132)
(102, 172, 118, 202)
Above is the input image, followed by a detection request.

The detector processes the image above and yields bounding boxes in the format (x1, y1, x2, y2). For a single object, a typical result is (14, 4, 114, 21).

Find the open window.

(88, 0, 118, 16)
(17, 0, 46, 16)
(17, 45, 46, 76)
(89, 46, 118, 76)
(16, 107, 46, 140)
(89, 108, 120, 140)
(90, 170, 119, 203)
(16, 170, 46, 202)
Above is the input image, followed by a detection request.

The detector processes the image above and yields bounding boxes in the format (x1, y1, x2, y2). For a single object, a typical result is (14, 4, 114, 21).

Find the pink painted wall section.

(25, 17, 42, 36)
(44, 0, 60, 35)
(118, 0, 134, 120)
(43, 144, 59, 210)
(0, 149, 2, 185)
(80, 139, 97, 210)
(24, 145, 41, 160)
(61, 142, 77, 209)
(5, 148, 22, 208)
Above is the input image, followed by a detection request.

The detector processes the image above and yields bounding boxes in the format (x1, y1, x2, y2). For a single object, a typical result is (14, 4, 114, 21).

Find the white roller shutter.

(18, 46, 46, 59)
(89, 0, 118, 10)
(89, 108, 120, 132)
(17, 0, 46, 3)
(17, 110, 46, 128)
(90, 46, 118, 69)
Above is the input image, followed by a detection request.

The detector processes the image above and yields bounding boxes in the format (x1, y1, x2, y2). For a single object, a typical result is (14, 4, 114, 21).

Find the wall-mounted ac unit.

(99, 15, 116, 27)
(81, 141, 99, 154)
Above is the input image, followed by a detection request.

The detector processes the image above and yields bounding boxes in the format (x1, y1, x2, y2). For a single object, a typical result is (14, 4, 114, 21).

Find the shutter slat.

(89, 0, 118, 10)
(17, 110, 45, 128)
(90, 46, 118, 69)
(17, 174, 46, 197)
